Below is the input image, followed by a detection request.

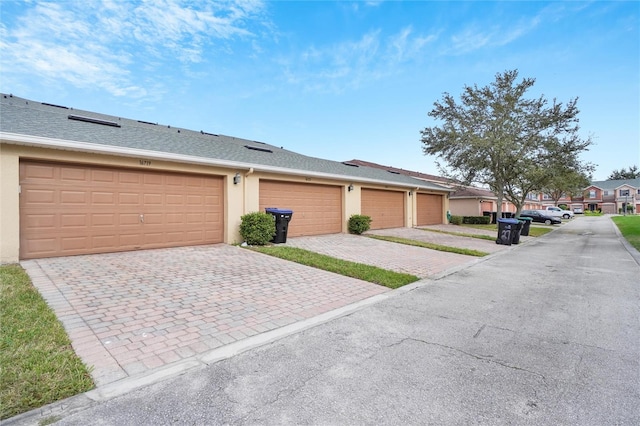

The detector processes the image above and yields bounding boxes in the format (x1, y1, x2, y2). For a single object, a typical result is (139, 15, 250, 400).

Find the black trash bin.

(516, 216, 532, 236)
(511, 219, 524, 244)
(496, 218, 519, 245)
(265, 208, 294, 244)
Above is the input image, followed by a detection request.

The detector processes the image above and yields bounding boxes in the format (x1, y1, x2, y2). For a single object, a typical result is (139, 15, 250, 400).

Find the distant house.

(0, 94, 452, 263)
(542, 179, 640, 214)
(579, 179, 639, 213)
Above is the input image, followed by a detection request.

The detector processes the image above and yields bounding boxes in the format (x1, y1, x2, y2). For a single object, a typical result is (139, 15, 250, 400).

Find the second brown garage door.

(416, 193, 443, 225)
(19, 161, 224, 259)
(361, 188, 405, 229)
(259, 180, 342, 237)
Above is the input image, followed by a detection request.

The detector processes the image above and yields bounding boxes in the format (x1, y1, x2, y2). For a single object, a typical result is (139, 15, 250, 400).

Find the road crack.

(392, 336, 548, 382)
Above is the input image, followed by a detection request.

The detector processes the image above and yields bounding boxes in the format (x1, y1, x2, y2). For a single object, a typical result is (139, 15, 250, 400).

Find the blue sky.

(1, 1, 638, 181)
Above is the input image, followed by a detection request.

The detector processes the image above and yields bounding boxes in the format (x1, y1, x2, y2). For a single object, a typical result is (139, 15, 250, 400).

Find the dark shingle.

(0, 94, 449, 191)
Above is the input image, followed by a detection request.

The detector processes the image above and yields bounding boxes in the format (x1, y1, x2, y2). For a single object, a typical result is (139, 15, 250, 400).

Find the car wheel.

(545, 219, 552, 225)
(563, 214, 570, 219)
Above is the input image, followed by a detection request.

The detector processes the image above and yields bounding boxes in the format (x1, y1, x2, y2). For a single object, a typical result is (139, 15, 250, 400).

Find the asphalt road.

(19, 216, 640, 425)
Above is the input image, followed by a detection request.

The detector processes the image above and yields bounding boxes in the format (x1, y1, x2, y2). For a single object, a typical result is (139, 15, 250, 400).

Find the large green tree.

(607, 165, 639, 180)
(421, 69, 592, 218)
(539, 166, 593, 207)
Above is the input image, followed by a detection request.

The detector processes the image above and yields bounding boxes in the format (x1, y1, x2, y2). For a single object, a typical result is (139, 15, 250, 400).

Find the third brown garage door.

(361, 188, 405, 229)
(416, 193, 443, 225)
(19, 161, 224, 259)
(259, 180, 342, 237)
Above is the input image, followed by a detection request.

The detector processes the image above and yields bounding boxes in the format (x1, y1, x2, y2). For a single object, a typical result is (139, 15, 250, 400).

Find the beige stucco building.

(0, 94, 451, 263)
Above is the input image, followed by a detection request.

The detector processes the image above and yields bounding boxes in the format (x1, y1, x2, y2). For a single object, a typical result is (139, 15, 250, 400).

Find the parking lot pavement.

(21, 244, 389, 387)
(284, 232, 480, 278)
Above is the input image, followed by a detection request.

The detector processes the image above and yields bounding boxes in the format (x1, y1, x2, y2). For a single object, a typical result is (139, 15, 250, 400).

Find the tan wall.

(0, 145, 20, 263)
(1, 142, 450, 261)
(449, 198, 480, 216)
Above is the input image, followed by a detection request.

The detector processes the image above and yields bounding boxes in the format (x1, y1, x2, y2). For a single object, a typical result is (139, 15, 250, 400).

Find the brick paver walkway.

(285, 232, 479, 278)
(371, 226, 515, 254)
(21, 245, 388, 386)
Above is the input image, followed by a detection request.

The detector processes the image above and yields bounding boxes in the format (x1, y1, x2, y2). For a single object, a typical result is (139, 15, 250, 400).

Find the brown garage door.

(19, 161, 224, 259)
(259, 180, 342, 237)
(416, 193, 443, 225)
(361, 188, 405, 230)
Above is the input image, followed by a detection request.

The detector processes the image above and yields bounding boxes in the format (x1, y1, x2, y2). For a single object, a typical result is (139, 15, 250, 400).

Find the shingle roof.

(346, 158, 499, 199)
(589, 179, 640, 190)
(346, 159, 455, 184)
(0, 94, 449, 191)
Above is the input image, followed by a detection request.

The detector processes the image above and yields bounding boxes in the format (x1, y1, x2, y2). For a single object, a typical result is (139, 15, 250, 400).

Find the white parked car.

(541, 206, 574, 219)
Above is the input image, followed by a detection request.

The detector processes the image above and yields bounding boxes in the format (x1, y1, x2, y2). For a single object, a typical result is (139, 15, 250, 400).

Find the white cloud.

(0, 0, 268, 98)
(282, 27, 436, 94)
(446, 13, 542, 55)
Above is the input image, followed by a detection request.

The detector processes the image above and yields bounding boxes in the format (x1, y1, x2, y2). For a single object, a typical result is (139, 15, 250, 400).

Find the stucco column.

(0, 146, 20, 263)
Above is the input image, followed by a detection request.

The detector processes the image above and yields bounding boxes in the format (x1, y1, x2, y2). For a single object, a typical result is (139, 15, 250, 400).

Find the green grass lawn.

(418, 227, 496, 241)
(367, 234, 489, 257)
(0, 264, 94, 420)
(611, 215, 640, 251)
(248, 246, 419, 289)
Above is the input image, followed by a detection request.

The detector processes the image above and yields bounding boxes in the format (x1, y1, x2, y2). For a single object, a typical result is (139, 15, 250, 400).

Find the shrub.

(240, 212, 275, 245)
(462, 216, 491, 225)
(450, 215, 463, 225)
(348, 215, 372, 234)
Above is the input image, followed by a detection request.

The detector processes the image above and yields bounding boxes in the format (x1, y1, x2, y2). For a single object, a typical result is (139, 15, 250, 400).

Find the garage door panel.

(60, 190, 88, 204)
(24, 164, 55, 180)
(92, 170, 115, 183)
(61, 214, 88, 227)
(24, 188, 56, 204)
(144, 174, 164, 185)
(61, 167, 87, 182)
(259, 181, 342, 237)
(24, 238, 57, 255)
(361, 189, 404, 230)
(417, 193, 443, 226)
(92, 192, 115, 204)
(20, 161, 224, 259)
(61, 236, 91, 251)
(119, 192, 140, 205)
(24, 214, 56, 229)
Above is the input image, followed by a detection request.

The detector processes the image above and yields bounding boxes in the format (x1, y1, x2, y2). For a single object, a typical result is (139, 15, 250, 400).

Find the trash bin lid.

(516, 216, 532, 221)
(497, 218, 519, 224)
(265, 208, 293, 214)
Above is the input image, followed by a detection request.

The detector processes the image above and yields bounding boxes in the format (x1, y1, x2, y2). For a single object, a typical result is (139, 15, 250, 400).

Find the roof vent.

(342, 162, 359, 167)
(244, 145, 273, 153)
(68, 114, 121, 127)
(137, 120, 157, 125)
(200, 131, 219, 136)
(387, 170, 400, 175)
(42, 102, 69, 109)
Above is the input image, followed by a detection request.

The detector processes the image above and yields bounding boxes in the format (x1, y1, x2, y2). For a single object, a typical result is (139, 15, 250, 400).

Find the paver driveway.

(285, 230, 495, 278)
(21, 245, 389, 386)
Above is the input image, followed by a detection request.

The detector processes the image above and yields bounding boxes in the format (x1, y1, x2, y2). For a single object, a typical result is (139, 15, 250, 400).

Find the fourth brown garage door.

(416, 193, 443, 225)
(361, 188, 405, 229)
(19, 161, 224, 259)
(259, 180, 342, 237)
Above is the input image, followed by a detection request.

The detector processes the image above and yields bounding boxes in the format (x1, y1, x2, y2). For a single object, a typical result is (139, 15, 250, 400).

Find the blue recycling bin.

(265, 208, 294, 243)
(496, 218, 519, 246)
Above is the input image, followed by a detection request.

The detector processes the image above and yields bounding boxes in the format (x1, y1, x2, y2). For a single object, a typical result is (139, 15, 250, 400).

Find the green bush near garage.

(348, 215, 372, 234)
(449, 215, 463, 225)
(462, 216, 491, 225)
(240, 212, 276, 245)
